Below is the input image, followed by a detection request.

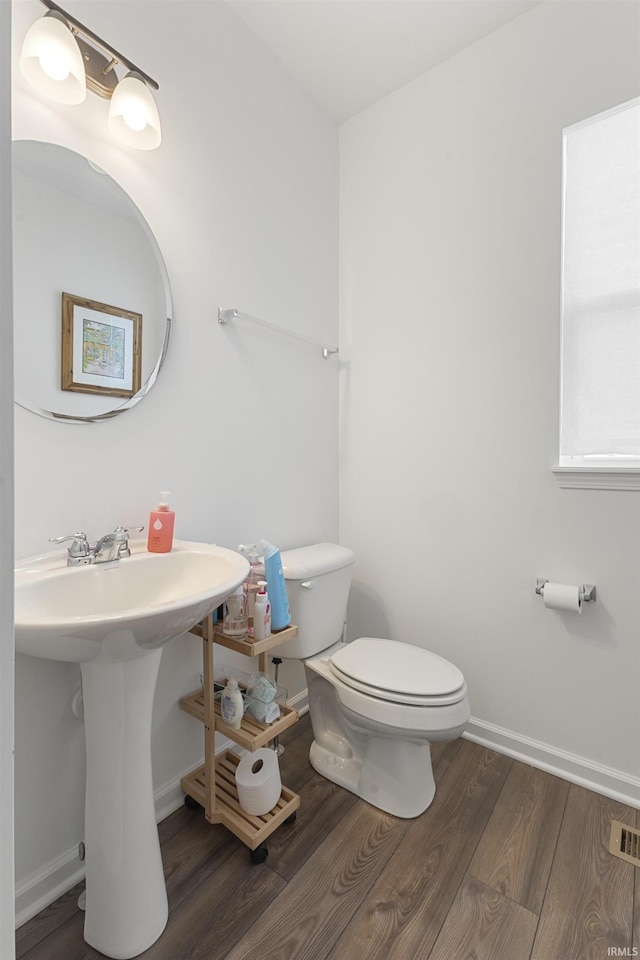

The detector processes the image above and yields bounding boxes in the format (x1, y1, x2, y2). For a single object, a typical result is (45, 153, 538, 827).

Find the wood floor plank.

(15, 883, 85, 959)
(265, 771, 359, 881)
(161, 806, 238, 912)
(428, 873, 538, 960)
(157, 801, 195, 845)
(136, 845, 286, 960)
(18, 911, 96, 960)
(428, 736, 464, 785)
(327, 741, 512, 960)
(531, 785, 636, 960)
(468, 757, 569, 913)
(223, 799, 410, 960)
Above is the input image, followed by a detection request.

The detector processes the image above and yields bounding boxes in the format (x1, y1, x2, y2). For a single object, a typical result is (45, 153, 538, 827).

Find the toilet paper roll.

(235, 748, 282, 815)
(542, 582, 582, 614)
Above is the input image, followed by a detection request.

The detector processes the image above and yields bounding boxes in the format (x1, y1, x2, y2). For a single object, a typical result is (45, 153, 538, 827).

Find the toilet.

(278, 543, 470, 819)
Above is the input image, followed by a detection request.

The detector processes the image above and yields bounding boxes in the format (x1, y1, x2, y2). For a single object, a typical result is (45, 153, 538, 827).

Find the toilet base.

(306, 672, 438, 818)
(309, 734, 436, 818)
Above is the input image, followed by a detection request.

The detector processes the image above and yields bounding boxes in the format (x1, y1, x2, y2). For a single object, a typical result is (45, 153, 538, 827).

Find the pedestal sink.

(15, 539, 249, 960)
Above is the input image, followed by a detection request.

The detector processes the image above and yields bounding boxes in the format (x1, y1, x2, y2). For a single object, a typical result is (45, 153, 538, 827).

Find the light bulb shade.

(20, 13, 86, 105)
(108, 74, 161, 150)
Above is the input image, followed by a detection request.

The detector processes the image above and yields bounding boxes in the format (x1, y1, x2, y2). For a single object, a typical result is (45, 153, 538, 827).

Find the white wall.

(11, 0, 338, 921)
(1, 0, 16, 953)
(340, 1, 640, 801)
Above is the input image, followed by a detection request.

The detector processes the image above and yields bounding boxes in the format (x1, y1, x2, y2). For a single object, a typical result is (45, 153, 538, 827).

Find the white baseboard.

(288, 690, 309, 715)
(464, 717, 640, 809)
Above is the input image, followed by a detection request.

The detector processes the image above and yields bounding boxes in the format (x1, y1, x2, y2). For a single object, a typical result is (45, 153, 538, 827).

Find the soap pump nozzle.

(238, 543, 259, 562)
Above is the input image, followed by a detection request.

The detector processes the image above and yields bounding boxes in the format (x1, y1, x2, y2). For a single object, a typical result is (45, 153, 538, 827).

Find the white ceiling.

(226, 0, 541, 122)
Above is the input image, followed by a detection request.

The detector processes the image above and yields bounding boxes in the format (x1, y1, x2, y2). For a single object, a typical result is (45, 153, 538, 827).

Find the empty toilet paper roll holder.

(535, 579, 597, 603)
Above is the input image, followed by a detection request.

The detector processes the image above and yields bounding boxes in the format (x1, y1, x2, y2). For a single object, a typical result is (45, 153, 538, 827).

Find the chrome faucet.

(93, 531, 122, 564)
(50, 527, 144, 566)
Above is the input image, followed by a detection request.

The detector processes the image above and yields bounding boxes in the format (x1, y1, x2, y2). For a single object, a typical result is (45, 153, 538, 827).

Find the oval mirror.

(12, 140, 172, 422)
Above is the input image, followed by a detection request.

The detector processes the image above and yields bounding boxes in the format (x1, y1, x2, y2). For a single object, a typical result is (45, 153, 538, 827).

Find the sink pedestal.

(81, 647, 168, 960)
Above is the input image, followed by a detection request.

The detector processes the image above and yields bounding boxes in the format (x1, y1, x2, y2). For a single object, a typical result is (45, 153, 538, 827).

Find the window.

(557, 98, 640, 489)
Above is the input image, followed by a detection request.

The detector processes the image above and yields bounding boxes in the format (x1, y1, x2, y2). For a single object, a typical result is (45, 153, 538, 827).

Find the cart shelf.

(188, 621, 298, 657)
(179, 688, 298, 751)
(180, 750, 300, 850)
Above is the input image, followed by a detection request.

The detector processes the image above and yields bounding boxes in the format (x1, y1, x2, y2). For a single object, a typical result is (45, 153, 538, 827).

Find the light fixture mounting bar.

(39, 0, 159, 91)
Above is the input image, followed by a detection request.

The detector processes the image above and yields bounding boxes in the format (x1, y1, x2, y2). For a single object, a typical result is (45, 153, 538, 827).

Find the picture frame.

(61, 293, 142, 398)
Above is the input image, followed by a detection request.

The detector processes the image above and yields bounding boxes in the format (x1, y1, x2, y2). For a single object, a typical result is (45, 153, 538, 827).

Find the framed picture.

(61, 293, 142, 398)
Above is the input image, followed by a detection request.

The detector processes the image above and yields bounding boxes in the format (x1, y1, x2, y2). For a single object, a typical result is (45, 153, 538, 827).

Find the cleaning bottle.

(147, 491, 175, 553)
(222, 586, 248, 639)
(258, 539, 291, 631)
(253, 581, 272, 640)
(220, 677, 243, 730)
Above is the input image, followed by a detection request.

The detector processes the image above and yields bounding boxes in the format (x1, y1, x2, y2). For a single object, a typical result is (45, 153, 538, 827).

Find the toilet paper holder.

(535, 579, 597, 603)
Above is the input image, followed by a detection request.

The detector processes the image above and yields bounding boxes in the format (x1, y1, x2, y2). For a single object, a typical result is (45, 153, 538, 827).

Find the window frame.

(556, 97, 640, 491)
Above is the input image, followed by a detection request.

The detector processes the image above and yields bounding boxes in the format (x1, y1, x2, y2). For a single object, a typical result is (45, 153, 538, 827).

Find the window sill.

(552, 466, 640, 491)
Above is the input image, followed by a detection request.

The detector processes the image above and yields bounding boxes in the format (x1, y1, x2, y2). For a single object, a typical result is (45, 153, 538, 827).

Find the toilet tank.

(276, 543, 356, 659)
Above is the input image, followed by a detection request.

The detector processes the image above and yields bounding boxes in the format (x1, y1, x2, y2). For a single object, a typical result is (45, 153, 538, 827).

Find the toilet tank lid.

(281, 543, 355, 580)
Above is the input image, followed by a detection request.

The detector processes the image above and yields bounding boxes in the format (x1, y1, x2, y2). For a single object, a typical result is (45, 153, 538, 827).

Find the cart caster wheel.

(251, 843, 268, 864)
(184, 794, 201, 811)
(285, 812, 297, 825)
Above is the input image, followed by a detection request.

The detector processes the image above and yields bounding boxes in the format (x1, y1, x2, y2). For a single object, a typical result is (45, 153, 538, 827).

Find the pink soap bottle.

(147, 491, 175, 553)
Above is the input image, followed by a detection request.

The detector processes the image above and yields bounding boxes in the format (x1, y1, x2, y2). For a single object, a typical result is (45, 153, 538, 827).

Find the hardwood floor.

(16, 715, 638, 960)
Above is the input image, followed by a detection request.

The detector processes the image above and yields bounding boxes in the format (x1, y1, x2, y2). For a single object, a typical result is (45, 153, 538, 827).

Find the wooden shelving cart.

(180, 614, 300, 862)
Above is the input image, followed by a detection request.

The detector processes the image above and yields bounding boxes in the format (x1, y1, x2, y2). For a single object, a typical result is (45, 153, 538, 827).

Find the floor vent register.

(609, 820, 640, 867)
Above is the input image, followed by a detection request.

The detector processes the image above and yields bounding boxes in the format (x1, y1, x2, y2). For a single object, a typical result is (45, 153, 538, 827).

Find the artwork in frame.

(61, 293, 142, 398)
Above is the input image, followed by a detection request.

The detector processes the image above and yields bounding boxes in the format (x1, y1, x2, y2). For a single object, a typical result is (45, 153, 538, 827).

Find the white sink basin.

(15, 539, 248, 662)
(14, 538, 248, 959)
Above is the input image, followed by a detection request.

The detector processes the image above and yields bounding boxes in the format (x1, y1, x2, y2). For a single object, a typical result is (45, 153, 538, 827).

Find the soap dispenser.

(220, 677, 243, 730)
(147, 491, 175, 553)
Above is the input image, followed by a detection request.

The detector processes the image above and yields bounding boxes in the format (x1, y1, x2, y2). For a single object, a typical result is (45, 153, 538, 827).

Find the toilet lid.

(329, 637, 466, 706)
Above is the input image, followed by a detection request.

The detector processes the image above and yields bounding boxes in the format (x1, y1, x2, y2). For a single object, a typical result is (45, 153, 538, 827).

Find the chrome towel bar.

(218, 307, 338, 359)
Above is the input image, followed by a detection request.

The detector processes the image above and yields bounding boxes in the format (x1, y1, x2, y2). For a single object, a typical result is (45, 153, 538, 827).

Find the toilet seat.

(329, 637, 466, 707)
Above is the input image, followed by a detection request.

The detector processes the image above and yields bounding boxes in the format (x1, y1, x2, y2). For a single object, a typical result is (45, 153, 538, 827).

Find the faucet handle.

(113, 525, 145, 558)
(49, 532, 91, 565)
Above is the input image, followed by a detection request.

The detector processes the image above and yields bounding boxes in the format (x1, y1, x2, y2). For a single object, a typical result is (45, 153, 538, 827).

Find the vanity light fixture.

(19, 0, 161, 150)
